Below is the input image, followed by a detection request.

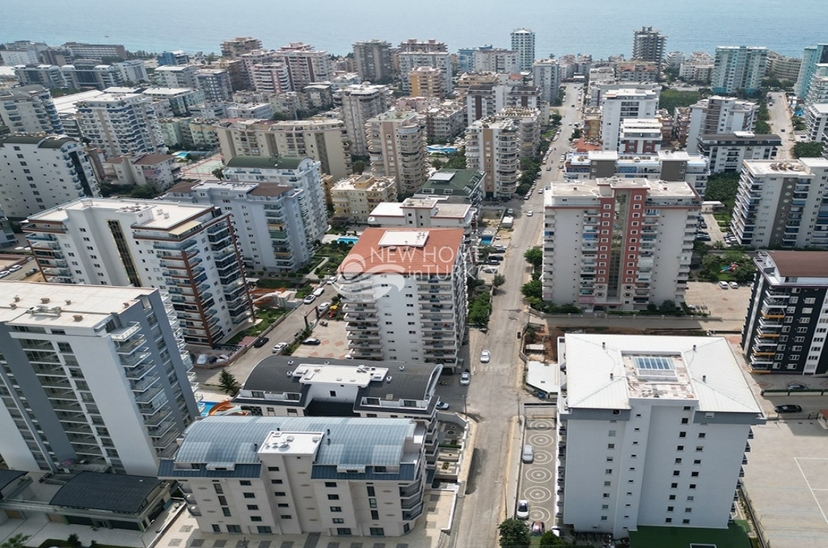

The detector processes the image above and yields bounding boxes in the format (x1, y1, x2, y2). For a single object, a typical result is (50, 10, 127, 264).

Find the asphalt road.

(452, 83, 582, 548)
(767, 91, 794, 159)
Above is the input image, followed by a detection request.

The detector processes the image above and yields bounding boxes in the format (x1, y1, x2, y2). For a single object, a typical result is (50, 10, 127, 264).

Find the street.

(767, 91, 794, 159)
(452, 83, 582, 547)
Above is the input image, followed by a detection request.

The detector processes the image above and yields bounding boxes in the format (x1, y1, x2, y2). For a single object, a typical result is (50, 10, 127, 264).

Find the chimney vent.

(72, 314, 83, 322)
(702, 375, 707, 382)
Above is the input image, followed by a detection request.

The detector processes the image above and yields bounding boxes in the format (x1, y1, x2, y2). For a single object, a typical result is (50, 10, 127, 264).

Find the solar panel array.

(633, 356, 675, 371)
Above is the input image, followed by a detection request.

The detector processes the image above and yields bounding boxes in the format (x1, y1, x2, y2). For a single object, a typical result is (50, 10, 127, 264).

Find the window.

(257, 526, 273, 534)
(673, 471, 680, 476)
(336, 528, 351, 536)
(682, 519, 690, 524)
(671, 483, 678, 489)
(367, 486, 375, 496)
(607, 456, 614, 462)
(325, 482, 337, 488)
(669, 495, 676, 500)
(370, 528, 385, 536)
(600, 516, 608, 521)
(251, 516, 262, 522)
(271, 479, 283, 484)
(267, 466, 280, 472)
(330, 506, 342, 512)
(685, 508, 692, 513)
(222, 507, 231, 516)
(681, 418, 688, 424)
(687, 496, 695, 501)
(243, 492, 255, 499)
(691, 471, 699, 477)
(277, 503, 289, 508)
(689, 484, 697, 489)
(696, 446, 704, 452)
(603, 493, 610, 498)
(281, 515, 293, 520)
(679, 431, 686, 438)
(665, 518, 672, 524)
(328, 494, 340, 500)
(371, 510, 379, 520)
(240, 480, 251, 486)
(667, 506, 674, 512)
(212, 525, 221, 533)
(333, 518, 345, 524)
(609, 430, 616, 437)
(604, 481, 612, 487)
(675, 458, 682, 464)
(274, 491, 286, 497)
(677, 445, 684, 451)
(698, 433, 706, 439)
(247, 505, 259, 510)
(608, 443, 615, 449)
(606, 469, 613, 474)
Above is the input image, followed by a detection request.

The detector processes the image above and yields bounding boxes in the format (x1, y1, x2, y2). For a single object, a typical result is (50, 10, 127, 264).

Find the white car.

(460, 371, 471, 386)
(516, 500, 530, 520)
(317, 301, 331, 313)
(526, 211, 534, 217)
(729, 282, 739, 289)
(303, 294, 317, 304)
(480, 350, 491, 363)
(718, 281, 729, 289)
(272, 342, 288, 354)
(8, 265, 22, 271)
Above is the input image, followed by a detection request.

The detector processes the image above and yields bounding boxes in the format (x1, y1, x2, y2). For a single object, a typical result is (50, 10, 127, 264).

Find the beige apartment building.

(367, 110, 428, 194)
(331, 174, 398, 223)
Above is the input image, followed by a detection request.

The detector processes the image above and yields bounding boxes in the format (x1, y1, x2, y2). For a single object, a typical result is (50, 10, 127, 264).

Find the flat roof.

(27, 198, 211, 230)
(339, 227, 465, 276)
(763, 250, 828, 278)
(51, 89, 107, 114)
(549, 177, 697, 200)
(50, 472, 162, 513)
(562, 334, 762, 414)
(225, 156, 305, 170)
(0, 282, 157, 329)
(421, 169, 483, 193)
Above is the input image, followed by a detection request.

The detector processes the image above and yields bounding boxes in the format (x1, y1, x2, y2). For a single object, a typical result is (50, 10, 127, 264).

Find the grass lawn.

(630, 522, 752, 548)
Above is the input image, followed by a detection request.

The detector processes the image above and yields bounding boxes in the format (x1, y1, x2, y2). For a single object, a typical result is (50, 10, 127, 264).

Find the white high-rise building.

(24, 199, 253, 346)
(730, 158, 828, 249)
(76, 91, 166, 158)
(0, 282, 199, 476)
(711, 46, 768, 96)
(166, 175, 326, 273)
(0, 85, 63, 135)
(685, 96, 757, 153)
(222, 156, 328, 249)
(338, 84, 392, 156)
(338, 228, 468, 370)
(533, 59, 561, 104)
(153, 65, 198, 89)
(465, 118, 520, 198)
(398, 51, 452, 94)
(510, 28, 536, 72)
(472, 49, 519, 74)
(600, 88, 660, 151)
(274, 43, 333, 91)
(559, 334, 764, 538)
(250, 62, 291, 94)
(159, 416, 427, 537)
(542, 177, 700, 311)
(367, 110, 428, 194)
(794, 44, 828, 99)
(632, 26, 667, 67)
(0, 135, 99, 218)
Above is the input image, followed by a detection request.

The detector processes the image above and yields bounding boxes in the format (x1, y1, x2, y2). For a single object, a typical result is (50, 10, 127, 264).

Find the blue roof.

(171, 416, 417, 470)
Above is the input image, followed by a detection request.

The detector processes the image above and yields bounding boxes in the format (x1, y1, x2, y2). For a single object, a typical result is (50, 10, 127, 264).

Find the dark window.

(222, 507, 231, 516)
(325, 482, 337, 488)
(247, 505, 258, 511)
(330, 506, 342, 512)
(243, 492, 255, 499)
(240, 480, 251, 486)
(328, 494, 340, 500)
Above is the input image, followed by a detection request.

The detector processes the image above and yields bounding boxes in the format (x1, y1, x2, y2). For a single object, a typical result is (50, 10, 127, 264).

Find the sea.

(1, 0, 826, 59)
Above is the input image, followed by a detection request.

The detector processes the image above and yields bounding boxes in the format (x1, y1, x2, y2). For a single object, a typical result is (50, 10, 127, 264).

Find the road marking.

(794, 457, 828, 524)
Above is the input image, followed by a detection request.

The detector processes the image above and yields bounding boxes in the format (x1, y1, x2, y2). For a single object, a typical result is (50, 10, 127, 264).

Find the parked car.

(8, 264, 21, 271)
(436, 400, 450, 410)
(531, 521, 545, 535)
(460, 371, 471, 386)
(317, 301, 331, 313)
(303, 294, 317, 305)
(492, 245, 507, 253)
(25, 268, 38, 276)
(301, 338, 322, 345)
(775, 404, 802, 414)
(516, 500, 530, 520)
(522, 444, 534, 464)
(326, 276, 338, 285)
(0, 271, 8, 278)
(718, 281, 729, 289)
(272, 342, 288, 354)
(480, 350, 491, 363)
(526, 210, 534, 217)
(786, 382, 808, 390)
(252, 337, 270, 348)
(729, 282, 739, 289)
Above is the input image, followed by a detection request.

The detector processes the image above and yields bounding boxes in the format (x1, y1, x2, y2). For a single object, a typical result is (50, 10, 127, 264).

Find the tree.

(521, 280, 542, 300)
(218, 369, 241, 395)
(704, 172, 740, 211)
(524, 247, 543, 270)
(492, 273, 506, 291)
(67, 534, 82, 548)
(0, 534, 29, 548)
(571, 128, 582, 140)
(353, 160, 366, 174)
(211, 167, 225, 180)
(792, 141, 824, 159)
(550, 112, 562, 126)
(498, 518, 531, 548)
(431, 158, 444, 170)
(468, 293, 492, 326)
(538, 530, 567, 546)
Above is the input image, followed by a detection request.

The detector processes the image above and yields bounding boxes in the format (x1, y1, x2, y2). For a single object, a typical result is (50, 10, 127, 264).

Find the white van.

(522, 444, 534, 464)
(313, 287, 325, 297)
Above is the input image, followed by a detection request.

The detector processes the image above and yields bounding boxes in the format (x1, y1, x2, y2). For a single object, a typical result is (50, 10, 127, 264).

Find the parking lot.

(518, 414, 558, 525)
(684, 281, 752, 325)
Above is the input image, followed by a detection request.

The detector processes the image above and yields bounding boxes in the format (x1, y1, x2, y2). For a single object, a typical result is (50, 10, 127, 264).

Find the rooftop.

(225, 155, 305, 170)
(368, 199, 471, 220)
(758, 250, 828, 279)
(744, 158, 828, 176)
(547, 177, 698, 202)
(0, 282, 158, 329)
(50, 472, 163, 513)
(562, 334, 762, 415)
(339, 228, 465, 276)
(26, 198, 212, 230)
(419, 169, 484, 194)
(700, 132, 781, 143)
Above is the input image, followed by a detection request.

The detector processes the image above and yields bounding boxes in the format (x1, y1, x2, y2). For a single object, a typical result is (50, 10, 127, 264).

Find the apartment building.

(62, 42, 127, 60)
(409, 66, 446, 98)
(466, 84, 541, 124)
(559, 334, 764, 537)
(0, 282, 199, 476)
(766, 52, 802, 83)
(153, 65, 198, 89)
(367, 110, 428, 194)
(542, 177, 700, 311)
(215, 118, 351, 180)
(804, 64, 828, 107)
(398, 51, 452, 94)
(222, 156, 328, 249)
(24, 199, 253, 346)
(805, 103, 828, 143)
(76, 91, 166, 158)
(588, 82, 660, 109)
(632, 26, 667, 68)
(353, 40, 393, 83)
(331, 174, 398, 223)
(159, 416, 426, 537)
(142, 88, 205, 117)
(398, 39, 447, 54)
(274, 43, 332, 91)
(619, 119, 663, 155)
(533, 59, 561, 104)
(414, 169, 484, 211)
(396, 98, 466, 143)
(250, 62, 291, 94)
(465, 118, 520, 198)
(496, 107, 541, 159)
(564, 150, 710, 197)
(338, 228, 468, 370)
(730, 158, 828, 249)
(193, 68, 233, 102)
(368, 198, 474, 234)
(221, 37, 263, 59)
(600, 88, 660, 152)
(156, 51, 190, 67)
(473, 49, 519, 74)
(510, 29, 535, 72)
(795, 44, 828, 99)
(616, 63, 659, 83)
(159, 117, 219, 150)
(698, 132, 781, 173)
(238, 50, 281, 90)
(102, 153, 181, 190)
(679, 61, 714, 85)
(712, 46, 768, 96)
(0, 85, 63, 135)
(338, 84, 392, 156)
(165, 176, 322, 273)
(0, 135, 99, 218)
(0, 40, 48, 65)
(686, 96, 757, 154)
(741, 251, 828, 374)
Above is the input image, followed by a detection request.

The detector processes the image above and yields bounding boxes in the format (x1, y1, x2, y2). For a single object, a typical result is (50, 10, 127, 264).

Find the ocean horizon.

(2, 0, 826, 59)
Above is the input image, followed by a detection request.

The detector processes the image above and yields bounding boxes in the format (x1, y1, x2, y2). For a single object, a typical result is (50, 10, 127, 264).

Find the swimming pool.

(337, 236, 358, 245)
(480, 235, 494, 246)
(200, 401, 219, 416)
